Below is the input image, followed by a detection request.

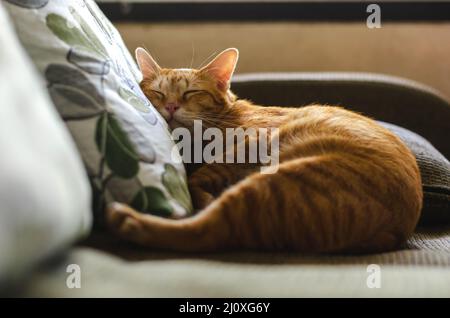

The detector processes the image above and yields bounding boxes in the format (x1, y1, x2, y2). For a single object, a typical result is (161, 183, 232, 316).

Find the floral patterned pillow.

(4, 0, 193, 219)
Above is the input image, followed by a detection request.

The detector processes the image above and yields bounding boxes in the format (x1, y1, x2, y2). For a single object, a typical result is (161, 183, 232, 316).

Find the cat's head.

(136, 48, 239, 130)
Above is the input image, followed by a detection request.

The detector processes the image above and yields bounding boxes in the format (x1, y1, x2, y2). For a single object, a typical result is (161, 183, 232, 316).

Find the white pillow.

(4, 0, 193, 219)
(0, 3, 92, 285)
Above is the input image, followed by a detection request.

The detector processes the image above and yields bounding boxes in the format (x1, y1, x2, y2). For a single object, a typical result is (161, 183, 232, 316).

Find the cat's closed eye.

(150, 90, 165, 99)
(183, 90, 208, 100)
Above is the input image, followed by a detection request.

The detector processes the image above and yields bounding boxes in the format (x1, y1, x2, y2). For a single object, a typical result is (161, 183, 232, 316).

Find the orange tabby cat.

(105, 48, 423, 253)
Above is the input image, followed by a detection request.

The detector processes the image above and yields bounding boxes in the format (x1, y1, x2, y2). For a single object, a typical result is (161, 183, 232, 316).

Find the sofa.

(1, 1, 450, 297)
(7, 71, 450, 297)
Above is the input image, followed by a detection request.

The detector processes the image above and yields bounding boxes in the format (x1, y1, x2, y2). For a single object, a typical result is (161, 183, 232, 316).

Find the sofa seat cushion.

(16, 225, 450, 297)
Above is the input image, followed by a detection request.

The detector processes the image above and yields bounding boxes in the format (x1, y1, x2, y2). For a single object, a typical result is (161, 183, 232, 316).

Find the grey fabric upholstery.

(12, 227, 450, 297)
(80, 228, 450, 264)
(380, 122, 450, 225)
(232, 72, 450, 159)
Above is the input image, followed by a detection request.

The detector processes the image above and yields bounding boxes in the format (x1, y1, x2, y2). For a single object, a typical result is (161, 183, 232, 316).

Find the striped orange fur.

(105, 48, 423, 253)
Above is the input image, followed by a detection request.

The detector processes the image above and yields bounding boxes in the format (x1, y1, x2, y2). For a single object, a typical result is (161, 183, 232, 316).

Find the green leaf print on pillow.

(67, 46, 111, 75)
(46, 13, 102, 57)
(119, 87, 157, 125)
(46, 9, 158, 124)
(129, 164, 193, 217)
(69, 6, 109, 57)
(95, 114, 140, 179)
(5, 0, 48, 9)
(131, 187, 173, 217)
(119, 87, 150, 113)
(46, 12, 109, 75)
(163, 164, 193, 214)
(46, 64, 105, 119)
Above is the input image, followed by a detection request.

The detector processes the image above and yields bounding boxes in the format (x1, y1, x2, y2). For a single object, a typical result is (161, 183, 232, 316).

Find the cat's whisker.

(180, 114, 238, 128)
(190, 43, 195, 69)
(183, 114, 237, 125)
(198, 50, 218, 69)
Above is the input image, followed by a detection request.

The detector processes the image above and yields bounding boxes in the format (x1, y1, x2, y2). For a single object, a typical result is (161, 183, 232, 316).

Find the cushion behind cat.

(4, 0, 193, 220)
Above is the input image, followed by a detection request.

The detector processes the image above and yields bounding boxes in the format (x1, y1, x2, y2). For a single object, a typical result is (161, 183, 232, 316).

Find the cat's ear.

(135, 47, 161, 79)
(201, 48, 239, 91)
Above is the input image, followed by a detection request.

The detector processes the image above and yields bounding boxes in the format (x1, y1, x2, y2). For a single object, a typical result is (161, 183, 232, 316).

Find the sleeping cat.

(105, 48, 423, 253)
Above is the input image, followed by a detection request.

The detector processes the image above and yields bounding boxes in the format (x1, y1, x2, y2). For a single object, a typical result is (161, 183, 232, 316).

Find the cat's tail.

(106, 153, 422, 253)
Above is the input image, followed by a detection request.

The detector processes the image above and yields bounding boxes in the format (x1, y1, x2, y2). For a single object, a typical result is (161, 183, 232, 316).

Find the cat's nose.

(165, 102, 180, 115)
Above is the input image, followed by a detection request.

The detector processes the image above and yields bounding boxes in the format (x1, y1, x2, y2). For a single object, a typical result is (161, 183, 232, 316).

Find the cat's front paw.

(190, 187, 215, 211)
(105, 202, 145, 243)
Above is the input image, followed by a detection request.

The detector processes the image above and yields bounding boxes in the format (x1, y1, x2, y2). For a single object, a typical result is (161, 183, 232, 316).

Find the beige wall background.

(116, 22, 450, 100)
